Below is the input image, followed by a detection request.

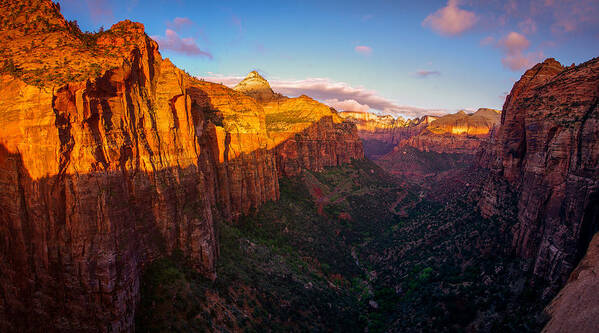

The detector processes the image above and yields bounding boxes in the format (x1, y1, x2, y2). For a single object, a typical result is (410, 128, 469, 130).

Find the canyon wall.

(477, 58, 599, 292)
(339, 111, 436, 159)
(0, 1, 363, 331)
(340, 109, 499, 159)
(396, 108, 500, 155)
(543, 233, 599, 333)
(234, 72, 364, 177)
(264, 96, 364, 177)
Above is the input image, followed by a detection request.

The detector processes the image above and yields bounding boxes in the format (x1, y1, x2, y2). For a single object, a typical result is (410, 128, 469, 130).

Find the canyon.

(0, 1, 597, 332)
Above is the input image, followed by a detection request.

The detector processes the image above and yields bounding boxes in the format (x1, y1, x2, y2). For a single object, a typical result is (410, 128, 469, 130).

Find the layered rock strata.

(543, 233, 599, 333)
(233, 71, 364, 176)
(340, 109, 500, 158)
(397, 108, 500, 154)
(477, 58, 599, 291)
(0, 1, 363, 331)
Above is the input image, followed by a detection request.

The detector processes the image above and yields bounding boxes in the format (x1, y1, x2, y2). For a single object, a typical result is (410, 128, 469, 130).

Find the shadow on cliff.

(0, 87, 363, 332)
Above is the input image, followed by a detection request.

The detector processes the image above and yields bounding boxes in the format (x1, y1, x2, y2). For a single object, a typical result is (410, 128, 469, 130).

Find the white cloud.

(422, 0, 478, 36)
(199, 74, 446, 118)
(497, 32, 543, 71)
(324, 99, 370, 112)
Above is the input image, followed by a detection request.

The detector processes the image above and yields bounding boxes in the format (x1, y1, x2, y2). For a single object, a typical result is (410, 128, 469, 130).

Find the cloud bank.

(200, 74, 446, 118)
(167, 17, 193, 31)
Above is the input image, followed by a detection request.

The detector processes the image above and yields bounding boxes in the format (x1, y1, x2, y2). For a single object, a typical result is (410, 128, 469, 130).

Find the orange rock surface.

(0, 1, 363, 331)
(234, 72, 365, 176)
(340, 109, 499, 158)
(397, 108, 500, 154)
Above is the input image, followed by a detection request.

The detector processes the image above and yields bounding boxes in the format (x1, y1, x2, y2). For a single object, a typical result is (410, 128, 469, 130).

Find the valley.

(0, 1, 598, 332)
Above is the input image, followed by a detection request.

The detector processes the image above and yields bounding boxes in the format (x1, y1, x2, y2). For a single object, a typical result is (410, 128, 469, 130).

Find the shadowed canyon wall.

(477, 58, 599, 294)
(0, 1, 363, 331)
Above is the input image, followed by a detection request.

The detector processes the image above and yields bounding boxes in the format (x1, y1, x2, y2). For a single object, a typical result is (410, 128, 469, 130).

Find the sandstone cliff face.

(396, 109, 500, 155)
(543, 233, 599, 333)
(0, 2, 362, 332)
(233, 70, 284, 103)
(234, 72, 365, 176)
(477, 58, 599, 291)
(340, 109, 500, 159)
(338, 111, 405, 143)
(265, 97, 364, 177)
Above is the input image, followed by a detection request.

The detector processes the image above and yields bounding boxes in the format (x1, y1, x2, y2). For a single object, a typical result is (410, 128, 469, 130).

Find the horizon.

(58, 0, 599, 118)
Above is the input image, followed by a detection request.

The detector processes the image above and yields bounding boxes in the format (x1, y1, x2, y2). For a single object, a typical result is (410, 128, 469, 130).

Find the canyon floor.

(137, 157, 548, 332)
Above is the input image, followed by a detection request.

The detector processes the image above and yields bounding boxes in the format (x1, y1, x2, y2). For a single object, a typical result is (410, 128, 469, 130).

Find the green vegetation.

(137, 160, 549, 332)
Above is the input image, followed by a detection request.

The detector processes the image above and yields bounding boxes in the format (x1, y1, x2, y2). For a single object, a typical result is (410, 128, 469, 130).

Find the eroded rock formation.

(338, 111, 428, 159)
(234, 72, 365, 176)
(340, 109, 500, 159)
(543, 233, 599, 333)
(0, 1, 363, 331)
(477, 58, 599, 292)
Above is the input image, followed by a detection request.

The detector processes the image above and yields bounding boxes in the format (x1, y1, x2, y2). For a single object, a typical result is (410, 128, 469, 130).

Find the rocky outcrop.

(340, 109, 500, 159)
(234, 72, 365, 176)
(477, 57, 599, 291)
(0, 2, 362, 332)
(233, 70, 284, 103)
(370, 109, 499, 179)
(543, 233, 599, 333)
(338, 111, 405, 145)
(397, 109, 500, 155)
(264, 96, 364, 176)
(338, 111, 426, 159)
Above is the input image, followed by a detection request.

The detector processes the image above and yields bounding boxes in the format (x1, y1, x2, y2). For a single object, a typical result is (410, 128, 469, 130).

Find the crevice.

(51, 90, 74, 183)
(575, 190, 599, 264)
(575, 97, 598, 171)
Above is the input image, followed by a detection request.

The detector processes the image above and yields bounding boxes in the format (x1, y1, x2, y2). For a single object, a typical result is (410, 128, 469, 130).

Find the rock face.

(397, 108, 500, 155)
(367, 109, 499, 179)
(0, 2, 363, 332)
(233, 71, 365, 176)
(339, 111, 423, 159)
(477, 58, 599, 291)
(543, 233, 599, 333)
(338, 111, 405, 145)
(233, 70, 284, 103)
(340, 109, 500, 159)
(263, 96, 364, 176)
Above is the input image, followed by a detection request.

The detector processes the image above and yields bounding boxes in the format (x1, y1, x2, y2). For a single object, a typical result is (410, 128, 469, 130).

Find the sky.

(58, 0, 599, 118)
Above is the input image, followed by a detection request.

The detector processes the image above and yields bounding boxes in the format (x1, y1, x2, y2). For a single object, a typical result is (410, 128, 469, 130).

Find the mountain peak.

(247, 70, 264, 79)
(234, 70, 283, 103)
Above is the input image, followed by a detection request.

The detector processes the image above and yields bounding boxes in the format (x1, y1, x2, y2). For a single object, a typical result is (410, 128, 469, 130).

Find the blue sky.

(59, 0, 599, 118)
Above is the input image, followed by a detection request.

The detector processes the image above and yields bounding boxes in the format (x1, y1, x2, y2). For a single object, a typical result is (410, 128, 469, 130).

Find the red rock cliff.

(477, 58, 599, 290)
(340, 109, 500, 159)
(0, 1, 362, 331)
(397, 109, 500, 154)
(234, 72, 364, 176)
(338, 111, 424, 159)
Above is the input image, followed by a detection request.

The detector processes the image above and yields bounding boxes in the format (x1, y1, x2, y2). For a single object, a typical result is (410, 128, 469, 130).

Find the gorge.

(0, 1, 598, 332)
